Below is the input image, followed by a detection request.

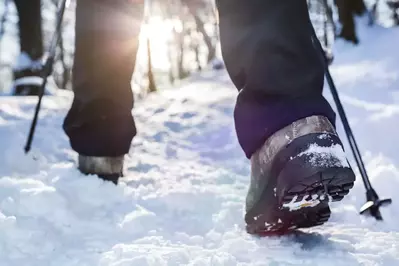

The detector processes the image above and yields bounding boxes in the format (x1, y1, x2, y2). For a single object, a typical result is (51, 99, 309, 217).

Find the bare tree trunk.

(183, 0, 217, 64)
(167, 38, 175, 84)
(177, 33, 185, 79)
(175, 24, 189, 79)
(387, 1, 399, 25)
(321, 0, 336, 38)
(191, 12, 216, 63)
(51, 0, 70, 90)
(0, 0, 9, 41)
(147, 37, 157, 93)
(194, 43, 201, 71)
(58, 22, 70, 90)
(335, 0, 365, 44)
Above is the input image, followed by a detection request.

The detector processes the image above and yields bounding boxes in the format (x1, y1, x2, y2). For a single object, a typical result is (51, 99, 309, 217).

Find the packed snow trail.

(1, 24, 399, 266)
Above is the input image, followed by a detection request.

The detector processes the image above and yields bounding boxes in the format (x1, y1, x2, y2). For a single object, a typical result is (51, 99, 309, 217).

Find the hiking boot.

(245, 115, 355, 235)
(78, 155, 124, 185)
(12, 52, 43, 96)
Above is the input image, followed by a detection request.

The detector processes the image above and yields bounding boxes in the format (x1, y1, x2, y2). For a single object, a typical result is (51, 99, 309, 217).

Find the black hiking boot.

(12, 52, 43, 96)
(245, 116, 355, 235)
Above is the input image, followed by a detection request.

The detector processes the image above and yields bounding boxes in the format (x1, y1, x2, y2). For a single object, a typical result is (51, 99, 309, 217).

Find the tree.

(51, 0, 71, 90)
(147, 37, 157, 92)
(334, 0, 366, 44)
(183, 0, 217, 63)
(0, 0, 10, 46)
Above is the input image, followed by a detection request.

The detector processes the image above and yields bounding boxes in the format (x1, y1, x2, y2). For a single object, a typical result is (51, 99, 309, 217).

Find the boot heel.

(275, 133, 355, 210)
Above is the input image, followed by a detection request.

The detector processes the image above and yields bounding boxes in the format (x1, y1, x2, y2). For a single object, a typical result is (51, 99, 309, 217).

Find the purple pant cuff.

(234, 93, 336, 159)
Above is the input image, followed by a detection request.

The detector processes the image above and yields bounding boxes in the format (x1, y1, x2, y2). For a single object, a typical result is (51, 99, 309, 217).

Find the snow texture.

(13, 52, 42, 72)
(1, 19, 399, 266)
(297, 143, 350, 168)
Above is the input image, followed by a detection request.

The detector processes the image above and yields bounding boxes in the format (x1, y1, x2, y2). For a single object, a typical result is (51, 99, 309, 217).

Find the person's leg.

(63, 0, 144, 183)
(217, 0, 336, 158)
(217, 0, 355, 234)
(13, 0, 43, 95)
(13, 0, 43, 60)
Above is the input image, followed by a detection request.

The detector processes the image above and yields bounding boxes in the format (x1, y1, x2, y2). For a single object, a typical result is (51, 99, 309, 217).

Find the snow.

(1, 19, 399, 265)
(13, 52, 43, 72)
(296, 143, 350, 168)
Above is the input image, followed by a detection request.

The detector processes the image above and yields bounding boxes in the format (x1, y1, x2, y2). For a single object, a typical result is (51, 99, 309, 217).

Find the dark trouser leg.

(216, 0, 336, 158)
(13, 0, 43, 60)
(63, 0, 144, 157)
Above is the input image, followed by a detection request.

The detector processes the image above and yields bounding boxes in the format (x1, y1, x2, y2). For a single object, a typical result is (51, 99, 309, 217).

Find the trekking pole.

(310, 26, 392, 221)
(24, 0, 70, 153)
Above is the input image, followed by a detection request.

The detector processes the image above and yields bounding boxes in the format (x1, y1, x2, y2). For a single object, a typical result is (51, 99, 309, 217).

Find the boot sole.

(246, 133, 355, 235)
(280, 167, 354, 229)
(246, 168, 354, 235)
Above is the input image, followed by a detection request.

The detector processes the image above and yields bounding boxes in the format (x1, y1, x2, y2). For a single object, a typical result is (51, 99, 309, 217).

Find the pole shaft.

(25, 0, 68, 153)
(310, 26, 373, 190)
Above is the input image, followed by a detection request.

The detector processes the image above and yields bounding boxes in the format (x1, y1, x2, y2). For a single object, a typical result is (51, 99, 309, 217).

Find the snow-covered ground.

(1, 20, 399, 266)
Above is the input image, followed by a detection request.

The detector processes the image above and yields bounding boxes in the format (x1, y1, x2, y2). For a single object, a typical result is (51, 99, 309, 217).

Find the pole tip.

(24, 145, 30, 154)
(359, 197, 392, 221)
